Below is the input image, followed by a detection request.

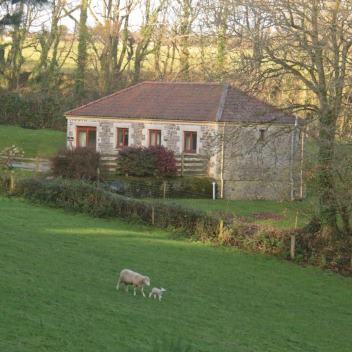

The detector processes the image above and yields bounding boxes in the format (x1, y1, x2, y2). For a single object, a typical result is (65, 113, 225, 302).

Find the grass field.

(1, 196, 352, 352)
(0, 125, 65, 158)
(160, 198, 315, 229)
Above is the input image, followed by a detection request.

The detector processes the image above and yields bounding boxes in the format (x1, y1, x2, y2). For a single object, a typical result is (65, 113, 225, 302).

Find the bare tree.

(89, 0, 134, 93)
(235, 0, 352, 237)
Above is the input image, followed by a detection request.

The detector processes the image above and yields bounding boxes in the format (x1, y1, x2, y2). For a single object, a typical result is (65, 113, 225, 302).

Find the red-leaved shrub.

(51, 147, 100, 181)
(148, 146, 177, 176)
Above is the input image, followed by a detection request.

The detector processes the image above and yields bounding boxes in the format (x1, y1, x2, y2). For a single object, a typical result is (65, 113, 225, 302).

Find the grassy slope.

(160, 198, 315, 229)
(1, 197, 351, 352)
(0, 125, 65, 158)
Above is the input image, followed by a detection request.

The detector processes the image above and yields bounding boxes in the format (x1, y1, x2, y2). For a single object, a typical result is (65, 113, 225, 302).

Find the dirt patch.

(251, 212, 285, 221)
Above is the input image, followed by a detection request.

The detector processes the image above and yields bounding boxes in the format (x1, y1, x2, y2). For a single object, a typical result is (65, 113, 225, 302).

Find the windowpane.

(78, 131, 87, 147)
(192, 133, 197, 151)
(77, 127, 96, 149)
(149, 130, 161, 146)
(117, 128, 129, 147)
(88, 130, 96, 147)
(184, 131, 197, 153)
(124, 130, 129, 146)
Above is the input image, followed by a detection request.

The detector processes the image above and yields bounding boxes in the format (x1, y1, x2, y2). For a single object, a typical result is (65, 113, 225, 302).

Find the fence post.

(181, 154, 184, 176)
(290, 234, 296, 260)
(163, 181, 167, 199)
(151, 205, 155, 225)
(97, 167, 100, 188)
(212, 181, 216, 200)
(35, 157, 40, 173)
(219, 219, 224, 240)
(10, 171, 15, 192)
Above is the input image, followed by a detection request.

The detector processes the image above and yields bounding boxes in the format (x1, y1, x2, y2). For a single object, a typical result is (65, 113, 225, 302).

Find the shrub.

(51, 148, 100, 181)
(149, 146, 177, 176)
(117, 146, 177, 177)
(117, 146, 155, 176)
(0, 145, 24, 170)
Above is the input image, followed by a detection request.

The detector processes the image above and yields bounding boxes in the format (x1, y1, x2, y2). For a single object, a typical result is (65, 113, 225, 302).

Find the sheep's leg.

(133, 287, 137, 296)
(116, 278, 121, 290)
(148, 292, 152, 298)
(158, 295, 161, 301)
(125, 284, 129, 293)
(141, 286, 146, 298)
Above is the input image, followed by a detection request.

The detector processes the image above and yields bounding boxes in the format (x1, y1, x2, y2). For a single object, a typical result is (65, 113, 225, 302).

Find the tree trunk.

(75, 0, 88, 101)
(317, 110, 339, 238)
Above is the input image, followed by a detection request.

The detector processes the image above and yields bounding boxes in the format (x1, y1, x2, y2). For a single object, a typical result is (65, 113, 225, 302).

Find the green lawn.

(159, 198, 315, 229)
(0, 125, 65, 158)
(1, 197, 351, 352)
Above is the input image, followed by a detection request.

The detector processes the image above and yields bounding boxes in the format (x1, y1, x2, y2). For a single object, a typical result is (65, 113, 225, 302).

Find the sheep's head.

(160, 288, 166, 292)
(143, 276, 150, 286)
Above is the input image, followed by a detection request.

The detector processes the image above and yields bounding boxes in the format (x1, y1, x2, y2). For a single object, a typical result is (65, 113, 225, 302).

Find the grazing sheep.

(116, 269, 150, 297)
(149, 287, 166, 301)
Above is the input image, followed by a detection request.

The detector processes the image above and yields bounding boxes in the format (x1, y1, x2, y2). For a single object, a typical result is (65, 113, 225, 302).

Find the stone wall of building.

(221, 124, 302, 200)
(66, 117, 302, 200)
(66, 116, 218, 158)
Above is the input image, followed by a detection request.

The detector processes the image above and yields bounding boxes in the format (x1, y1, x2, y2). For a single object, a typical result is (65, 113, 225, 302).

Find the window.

(77, 126, 96, 148)
(149, 129, 161, 146)
(184, 131, 197, 153)
(117, 128, 129, 148)
(259, 128, 266, 142)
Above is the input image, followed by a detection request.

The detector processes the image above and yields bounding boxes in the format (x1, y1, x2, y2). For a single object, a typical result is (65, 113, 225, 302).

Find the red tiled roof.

(66, 81, 296, 124)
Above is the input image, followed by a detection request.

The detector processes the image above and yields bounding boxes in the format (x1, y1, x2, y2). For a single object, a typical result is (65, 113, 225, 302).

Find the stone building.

(66, 81, 303, 200)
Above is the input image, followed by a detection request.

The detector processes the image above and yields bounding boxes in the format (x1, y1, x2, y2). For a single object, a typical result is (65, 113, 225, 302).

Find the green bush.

(107, 176, 213, 198)
(51, 148, 101, 181)
(117, 146, 177, 177)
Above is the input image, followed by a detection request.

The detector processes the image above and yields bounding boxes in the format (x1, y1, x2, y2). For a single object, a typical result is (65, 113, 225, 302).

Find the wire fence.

(103, 177, 217, 200)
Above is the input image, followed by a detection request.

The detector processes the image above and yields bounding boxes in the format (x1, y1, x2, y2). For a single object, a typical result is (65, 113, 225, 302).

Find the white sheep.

(149, 287, 166, 301)
(116, 269, 150, 297)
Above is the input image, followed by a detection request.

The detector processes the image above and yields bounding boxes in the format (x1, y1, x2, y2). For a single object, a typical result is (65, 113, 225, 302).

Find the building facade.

(66, 81, 303, 200)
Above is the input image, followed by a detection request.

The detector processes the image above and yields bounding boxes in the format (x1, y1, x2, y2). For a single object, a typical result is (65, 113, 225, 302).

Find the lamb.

(116, 269, 150, 297)
(149, 287, 167, 301)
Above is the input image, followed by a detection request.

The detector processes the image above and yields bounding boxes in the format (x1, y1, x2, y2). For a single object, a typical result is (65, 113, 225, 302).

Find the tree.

(236, 0, 352, 237)
(89, 0, 135, 94)
(75, 0, 89, 101)
(132, 0, 165, 82)
(0, 0, 47, 90)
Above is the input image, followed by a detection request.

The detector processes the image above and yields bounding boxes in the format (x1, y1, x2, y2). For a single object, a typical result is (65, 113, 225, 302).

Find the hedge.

(12, 177, 352, 275)
(15, 178, 220, 240)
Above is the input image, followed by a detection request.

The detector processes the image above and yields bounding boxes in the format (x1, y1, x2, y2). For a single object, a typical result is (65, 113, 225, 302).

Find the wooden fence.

(1, 153, 210, 177)
(0, 155, 51, 172)
(99, 153, 209, 176)
(175, 154, 209, 176)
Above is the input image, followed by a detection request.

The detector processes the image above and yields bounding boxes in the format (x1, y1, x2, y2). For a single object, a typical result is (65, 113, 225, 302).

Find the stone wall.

(66, 117, 218, 157)
(221, 124, 302, 200)
(66, 117, 302, 200)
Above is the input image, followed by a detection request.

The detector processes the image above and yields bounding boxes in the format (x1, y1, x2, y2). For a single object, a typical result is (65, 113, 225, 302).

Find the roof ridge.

(65, 82, 146, 115)
(216, 84, 229, 121)
(143, 80, 222, 86)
